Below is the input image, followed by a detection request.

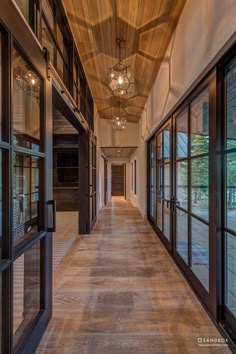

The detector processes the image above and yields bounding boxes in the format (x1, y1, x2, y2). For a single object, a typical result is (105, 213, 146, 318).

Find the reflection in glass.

(225, 57, 236, 150)
(150, 138, 157, 220)
(191, 157, 209, 221)
(226, 153, 236, 231)
(176, 209, 188, 264)
(163, 127, 170, 161)
(163, 163, 170, 239)
(163, 204, 170, 240)
(176, 110, 188, 159)
(0, 33, 2, 140)
(42, 0, 54, 31)
(42, 19, 54, 67)
(157, 198, 162, 230)
(191, 88, 209, 156)
(0, 151, 2, 258)
(191, 217, 209, 290)
(225, 233, 236, 317)
(12, 48, 41, 150)
(13, 242, 40, 350)
(13, 154, 40, 247)
(176, 160, 188, 210)
(157, 133, 162, 161)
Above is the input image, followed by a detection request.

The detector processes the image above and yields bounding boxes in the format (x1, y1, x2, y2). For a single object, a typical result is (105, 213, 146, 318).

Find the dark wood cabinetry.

(53, 134, 79, 211)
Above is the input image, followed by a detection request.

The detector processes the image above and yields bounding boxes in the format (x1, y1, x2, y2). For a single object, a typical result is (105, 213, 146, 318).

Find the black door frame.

(0, 6, 53, 352)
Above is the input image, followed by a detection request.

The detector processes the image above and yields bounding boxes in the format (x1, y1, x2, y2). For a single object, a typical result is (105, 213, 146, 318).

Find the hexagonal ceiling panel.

(63, 0, 186, 122)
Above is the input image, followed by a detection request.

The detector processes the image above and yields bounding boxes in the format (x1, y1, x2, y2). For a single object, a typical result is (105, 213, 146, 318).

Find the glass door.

(173, 87, 210, 298)
(0, 38, 53, 353)
(148, 121, 172, 250)
(223, 55, 236, 335)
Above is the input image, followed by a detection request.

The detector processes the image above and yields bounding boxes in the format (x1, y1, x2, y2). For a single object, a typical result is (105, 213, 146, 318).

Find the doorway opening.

(52, 101, 80, 271)
(111, 163, 126, 200)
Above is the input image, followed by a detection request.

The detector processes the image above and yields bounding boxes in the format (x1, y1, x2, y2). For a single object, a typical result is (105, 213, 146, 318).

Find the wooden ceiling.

(101, 147, 137, 158)
(63, 0, 186, 122)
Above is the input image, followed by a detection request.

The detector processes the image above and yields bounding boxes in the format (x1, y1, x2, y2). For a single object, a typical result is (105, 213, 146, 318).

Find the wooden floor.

(37, 198, 231, 354)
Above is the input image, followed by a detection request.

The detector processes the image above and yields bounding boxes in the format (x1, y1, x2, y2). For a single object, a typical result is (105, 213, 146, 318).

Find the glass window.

(225, 57, 236, 150)
(176, 160, 188, 210)
(176, 110, 188, 159)
(0, 34, 2, 141)
(42, 0, 54, 31)
(226, 152, 236, 231)
(176, 209, 188, 264)
(225, 232, 236, 317)
(13, 153, 40, 247)
(0, 150, 2, 259)
(42, 18, 55, 64)
(13, 241, 40, 351)
(191, 217, 209, 291)
(12, 48, 41, 150)
(163, 127, 171, 161)
(190, 88, 209, 156)
(191, 157, 209, 221)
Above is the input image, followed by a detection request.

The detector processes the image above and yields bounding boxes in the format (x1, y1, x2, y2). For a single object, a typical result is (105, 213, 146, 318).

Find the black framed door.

(148, 72, 218, 316)
(221, 53, 236, 336)
(0, 33, 53, 353)
(148, 121, 172, 251)
(172, 80, 217, 312)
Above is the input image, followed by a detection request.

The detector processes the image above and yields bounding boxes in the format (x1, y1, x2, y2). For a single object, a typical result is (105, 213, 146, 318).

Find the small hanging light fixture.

(112, 101, 127, 130)
(107, 38, 135, 97)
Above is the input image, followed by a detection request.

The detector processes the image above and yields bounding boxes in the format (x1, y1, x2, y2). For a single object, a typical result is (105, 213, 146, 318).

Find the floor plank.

(37, 198, 231, 353)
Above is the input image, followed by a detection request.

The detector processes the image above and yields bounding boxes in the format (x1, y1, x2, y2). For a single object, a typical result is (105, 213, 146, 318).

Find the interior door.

(112, 165, 125, 196)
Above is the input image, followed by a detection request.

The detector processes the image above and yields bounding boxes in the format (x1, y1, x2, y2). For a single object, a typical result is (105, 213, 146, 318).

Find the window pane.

(176, 160, 188, 210)
(191, 217, 209, 291)
(191, 156, 209, 221)
(42, 0, 54, 31)
(0, 34, 2, 140)
(0, 150, 2, 259)
(164, 164, 170, 200)
(176, 110, 188, 159)
(226, 152, 236, 231)
(163, 127, 170, 161)
(190, 88, 209, 156)
(57, 52, 64, 81)
(225, 233, 236, 317)
(15, 0, 29, 21)
(225, 57, 236, 149)
(12, 48, 41, 150)
(42, 19, 55, 65)
(13, 154, 40, 247)
(176, 209, 188, 264)
(13, 241, 40, 351)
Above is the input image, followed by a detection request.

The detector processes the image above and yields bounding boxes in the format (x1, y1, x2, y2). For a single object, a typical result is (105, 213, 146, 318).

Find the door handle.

(47, 200, 56, 232)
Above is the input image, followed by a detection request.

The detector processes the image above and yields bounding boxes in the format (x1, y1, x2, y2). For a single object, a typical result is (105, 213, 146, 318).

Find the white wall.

(99, 118, 139, 147)
(133, 0, 236, 216)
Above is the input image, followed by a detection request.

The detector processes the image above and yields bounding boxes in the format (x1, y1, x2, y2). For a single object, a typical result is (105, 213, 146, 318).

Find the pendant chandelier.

(107, 38, 135, 97)
(112, 116, 127, 130)
(112, 101, 127, 130)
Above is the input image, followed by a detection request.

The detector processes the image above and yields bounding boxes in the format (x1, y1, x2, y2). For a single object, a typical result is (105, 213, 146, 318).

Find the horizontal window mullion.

(12, 146, 45, 158)
(13, 231, 47, 261)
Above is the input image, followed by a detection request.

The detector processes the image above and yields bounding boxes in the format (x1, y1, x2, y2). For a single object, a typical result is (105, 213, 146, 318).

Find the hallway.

(37, 198, 230, 354)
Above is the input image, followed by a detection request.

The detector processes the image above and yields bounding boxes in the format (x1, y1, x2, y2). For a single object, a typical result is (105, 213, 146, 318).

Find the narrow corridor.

(37, 198, 230, 354)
